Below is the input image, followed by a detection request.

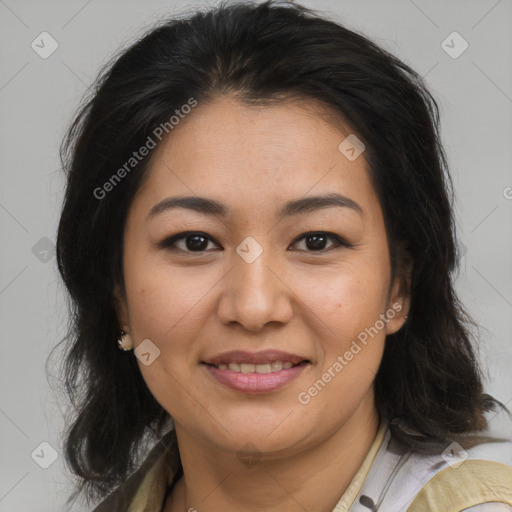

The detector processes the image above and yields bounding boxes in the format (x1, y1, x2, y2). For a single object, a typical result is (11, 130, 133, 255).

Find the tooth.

(240, 363, 256, 373)
(220, 361, 296, 372)
(255, 363, 272, 374)
(271, 361, 283, 372)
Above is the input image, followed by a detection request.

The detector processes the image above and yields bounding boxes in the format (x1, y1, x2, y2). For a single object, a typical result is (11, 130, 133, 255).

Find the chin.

(211, 415, 312, 453)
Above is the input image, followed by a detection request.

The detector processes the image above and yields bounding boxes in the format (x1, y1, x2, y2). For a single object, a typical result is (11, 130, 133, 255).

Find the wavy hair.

(52, 0, 502, 506)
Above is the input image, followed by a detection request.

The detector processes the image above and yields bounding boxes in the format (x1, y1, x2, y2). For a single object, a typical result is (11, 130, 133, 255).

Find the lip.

(202, 350, 307, 366)
(203, 361, 309, 394)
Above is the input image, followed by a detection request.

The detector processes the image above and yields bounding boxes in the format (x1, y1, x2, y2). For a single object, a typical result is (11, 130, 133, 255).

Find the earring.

(117, 331, 133, 351)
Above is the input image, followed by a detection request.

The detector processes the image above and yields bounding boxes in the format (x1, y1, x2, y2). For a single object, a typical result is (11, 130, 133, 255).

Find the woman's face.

(115, 94, 409, 457)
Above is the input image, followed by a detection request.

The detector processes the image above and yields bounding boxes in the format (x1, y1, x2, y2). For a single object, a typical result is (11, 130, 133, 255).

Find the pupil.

(187, 235, 208, 251)
(307, 234, 326, 250)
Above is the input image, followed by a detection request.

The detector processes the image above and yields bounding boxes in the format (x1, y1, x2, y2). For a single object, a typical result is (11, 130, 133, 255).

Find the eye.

(158, 230, 352, 254)
(158, 231, 221, 253)
(290, 231, 352, 252)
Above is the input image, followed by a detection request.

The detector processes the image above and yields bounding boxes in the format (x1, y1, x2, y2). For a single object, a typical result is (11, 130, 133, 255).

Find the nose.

(217, 244, 293, 332)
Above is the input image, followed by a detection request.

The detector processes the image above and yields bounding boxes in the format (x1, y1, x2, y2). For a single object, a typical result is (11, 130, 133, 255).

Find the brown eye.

(158, 232, 220, 253)
(184, 234, 209, 251)
(291, 232, 351, 252)
(158, 230, 352, 254)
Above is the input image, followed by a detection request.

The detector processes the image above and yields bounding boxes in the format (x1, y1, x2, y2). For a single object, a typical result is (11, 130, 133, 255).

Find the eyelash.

(158, 231, 353, 254)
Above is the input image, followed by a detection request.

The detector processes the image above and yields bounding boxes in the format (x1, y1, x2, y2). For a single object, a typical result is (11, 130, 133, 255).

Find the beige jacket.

(91, 423, 512, 512)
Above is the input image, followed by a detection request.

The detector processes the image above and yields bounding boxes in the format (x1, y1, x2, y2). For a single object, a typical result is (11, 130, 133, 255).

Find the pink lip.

(202, 350, 307, 366)
(203, 362, 309, 394)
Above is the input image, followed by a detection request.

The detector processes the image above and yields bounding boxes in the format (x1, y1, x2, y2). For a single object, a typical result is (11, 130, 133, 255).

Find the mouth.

(201, 349, 310, 371)
(203, 360, 309, 373)
(201, 350, 311, 394)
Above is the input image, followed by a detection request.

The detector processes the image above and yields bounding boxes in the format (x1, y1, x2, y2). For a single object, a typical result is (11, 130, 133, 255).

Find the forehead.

(131, 94, 380, 224)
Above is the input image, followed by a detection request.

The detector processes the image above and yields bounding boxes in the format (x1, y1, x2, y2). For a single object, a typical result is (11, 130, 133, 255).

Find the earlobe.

(117, 331, 134, 351)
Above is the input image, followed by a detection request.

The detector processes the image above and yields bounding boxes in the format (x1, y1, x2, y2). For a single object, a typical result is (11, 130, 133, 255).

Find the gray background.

(1, 0, 511, 510)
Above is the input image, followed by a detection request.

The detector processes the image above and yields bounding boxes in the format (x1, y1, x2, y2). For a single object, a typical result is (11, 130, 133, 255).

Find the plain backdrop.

(1, 0, 511, 510)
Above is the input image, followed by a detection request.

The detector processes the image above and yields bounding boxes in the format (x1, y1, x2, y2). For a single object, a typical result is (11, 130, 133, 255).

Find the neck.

(166, 394, 380, 512)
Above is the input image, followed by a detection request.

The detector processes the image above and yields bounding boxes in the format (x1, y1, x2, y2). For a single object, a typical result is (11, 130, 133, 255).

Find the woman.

(55, 1, 512, 510)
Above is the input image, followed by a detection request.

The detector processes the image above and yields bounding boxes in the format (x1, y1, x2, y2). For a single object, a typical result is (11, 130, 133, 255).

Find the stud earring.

(117, 331, 133, 351)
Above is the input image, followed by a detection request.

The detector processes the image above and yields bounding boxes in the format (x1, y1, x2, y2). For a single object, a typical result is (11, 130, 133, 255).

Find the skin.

(114, 94, 411, 512)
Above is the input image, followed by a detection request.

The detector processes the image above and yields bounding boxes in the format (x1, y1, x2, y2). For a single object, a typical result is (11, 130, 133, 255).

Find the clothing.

(92, 421, 512, 512)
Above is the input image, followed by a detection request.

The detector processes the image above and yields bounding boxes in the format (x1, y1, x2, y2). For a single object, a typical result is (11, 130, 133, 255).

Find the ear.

(112, 283, 130, 333)
(384, 255, 412, 335)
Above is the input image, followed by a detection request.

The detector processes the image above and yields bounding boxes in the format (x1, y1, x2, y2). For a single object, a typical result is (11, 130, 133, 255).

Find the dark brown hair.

(52, 0, 503, 506)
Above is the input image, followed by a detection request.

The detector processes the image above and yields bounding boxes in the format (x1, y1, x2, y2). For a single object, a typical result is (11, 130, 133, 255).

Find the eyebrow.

(147, 193, 363, 221)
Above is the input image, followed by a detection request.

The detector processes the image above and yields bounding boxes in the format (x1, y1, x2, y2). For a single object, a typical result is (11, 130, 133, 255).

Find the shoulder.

(405, 417, 512, 512)
(91, 430, 180, 512)
(351, 416, 512, 512)
(406, 456, 512, 512)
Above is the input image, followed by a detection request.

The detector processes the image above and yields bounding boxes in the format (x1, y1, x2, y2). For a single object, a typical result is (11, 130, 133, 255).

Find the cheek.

(296, 271, 387, 418)
(124, 256, 227, 407)
(125, 255, 218, 344)
(287, 258, 389, 396)
(290, 261, 390, 336)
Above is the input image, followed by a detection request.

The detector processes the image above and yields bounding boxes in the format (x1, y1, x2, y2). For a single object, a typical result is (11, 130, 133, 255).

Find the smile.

(202, 360, 310, 394)
(210, 361, 298, 373)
